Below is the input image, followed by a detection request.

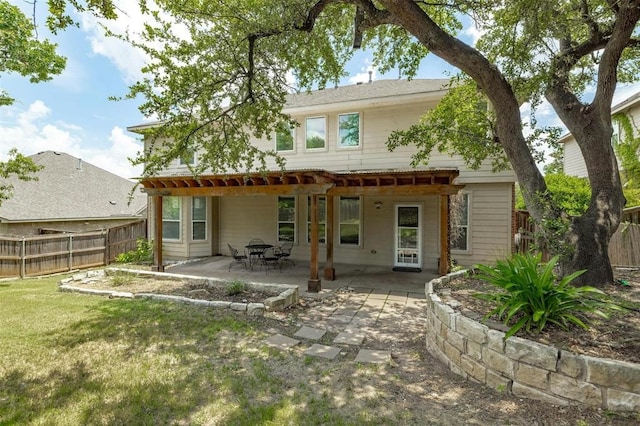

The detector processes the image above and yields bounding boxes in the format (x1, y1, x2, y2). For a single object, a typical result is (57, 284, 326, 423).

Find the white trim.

(394, 203, 423, 268)
(451, 191, 471, 254)
(338, 196, 361, 247)
(191, 196, 207, 241)
(337, 112, 362, 149)
(275, 123, 297, 153)
(162, 196, 182, 241)
(304, 116, 328, 151)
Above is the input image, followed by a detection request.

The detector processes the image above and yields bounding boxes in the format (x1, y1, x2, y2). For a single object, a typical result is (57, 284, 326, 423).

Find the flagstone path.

(263, 286, 427, 363)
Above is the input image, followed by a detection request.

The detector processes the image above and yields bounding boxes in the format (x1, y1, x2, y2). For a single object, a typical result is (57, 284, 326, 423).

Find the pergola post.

(323, 194, 335, 280)
(153, 196, 164, 272)
(308, 194, 321, 292)
(439, 194, 450, 276)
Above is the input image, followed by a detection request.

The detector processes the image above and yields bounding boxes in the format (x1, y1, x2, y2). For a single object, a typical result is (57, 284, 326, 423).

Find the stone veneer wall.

(425, 271, 640, 413)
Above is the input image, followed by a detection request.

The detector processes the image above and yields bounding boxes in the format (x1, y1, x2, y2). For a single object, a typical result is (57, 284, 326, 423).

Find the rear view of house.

(129, 79, 516, 289)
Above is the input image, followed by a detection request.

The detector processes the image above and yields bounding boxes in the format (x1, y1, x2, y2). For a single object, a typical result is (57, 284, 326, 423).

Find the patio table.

(245, 243, 273, 270)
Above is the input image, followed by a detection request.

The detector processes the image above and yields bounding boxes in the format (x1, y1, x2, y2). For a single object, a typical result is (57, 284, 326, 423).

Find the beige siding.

(563, 139, 588, 177)
(251, 101, 515, 183)
(149, 196, 214, 260)
(451, 183, 513, 267)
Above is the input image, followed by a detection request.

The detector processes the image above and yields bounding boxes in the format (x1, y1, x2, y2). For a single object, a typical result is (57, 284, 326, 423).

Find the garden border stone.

(59, 267, 299, 317)
(425, 274, 640, 413)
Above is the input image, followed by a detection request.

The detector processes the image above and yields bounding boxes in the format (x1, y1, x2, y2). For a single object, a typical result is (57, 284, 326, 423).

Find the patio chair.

(227, 243, 248, 271)
(247, 238, 267, 269)
(274, 241, 295, 266)
(259, 246, 281, 274)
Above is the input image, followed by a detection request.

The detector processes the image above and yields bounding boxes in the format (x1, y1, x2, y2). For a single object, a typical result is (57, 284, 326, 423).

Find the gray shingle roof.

(0, 151, 147, 222)
(285, 78, 450, 109)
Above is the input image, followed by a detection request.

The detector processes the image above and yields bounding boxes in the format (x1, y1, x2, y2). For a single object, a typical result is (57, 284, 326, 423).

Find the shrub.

(115, 239, 153, 264)
(474, 253, 622, 339)
(225, 280, 245, 296)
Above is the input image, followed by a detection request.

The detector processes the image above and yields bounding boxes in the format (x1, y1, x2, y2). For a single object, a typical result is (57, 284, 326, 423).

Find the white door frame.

(394, 204, 422, 268)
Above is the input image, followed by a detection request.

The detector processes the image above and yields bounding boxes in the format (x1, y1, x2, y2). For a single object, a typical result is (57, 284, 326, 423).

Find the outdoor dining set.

(227, 239, 294, 273)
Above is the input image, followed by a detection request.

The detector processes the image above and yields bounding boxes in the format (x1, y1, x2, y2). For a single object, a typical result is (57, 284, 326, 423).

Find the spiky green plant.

(474, 253, 622, 339)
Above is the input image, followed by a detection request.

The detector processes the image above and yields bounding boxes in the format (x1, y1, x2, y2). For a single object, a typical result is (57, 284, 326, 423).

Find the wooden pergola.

(140, 169, 463, 292)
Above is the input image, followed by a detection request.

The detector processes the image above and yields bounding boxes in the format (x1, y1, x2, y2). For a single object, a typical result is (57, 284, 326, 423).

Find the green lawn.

(1, 275, 632, 425)
(0, 275, 388, 425)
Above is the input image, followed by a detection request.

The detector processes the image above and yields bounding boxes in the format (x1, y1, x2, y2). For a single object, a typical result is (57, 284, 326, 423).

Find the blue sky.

(1, 1, 638, 179)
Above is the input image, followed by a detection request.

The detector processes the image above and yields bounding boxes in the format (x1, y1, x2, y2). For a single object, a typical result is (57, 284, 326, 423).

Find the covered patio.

(165, 255, 437, 296)
(141, 169, 462, 293)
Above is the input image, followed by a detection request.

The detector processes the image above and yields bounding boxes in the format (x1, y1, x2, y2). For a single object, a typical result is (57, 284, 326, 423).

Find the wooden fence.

(0, 220, 147, 278)
(515, 210, 640, 267)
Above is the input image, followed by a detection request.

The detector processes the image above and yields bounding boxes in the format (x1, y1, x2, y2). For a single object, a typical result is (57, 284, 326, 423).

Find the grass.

(0, 275, 405, 425)
(1, 275, 634, 425)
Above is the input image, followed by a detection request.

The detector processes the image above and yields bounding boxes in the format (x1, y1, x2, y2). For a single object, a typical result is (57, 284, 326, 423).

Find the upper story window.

(307, 196, 326, 244)
(451, 193, 470, 252)
(192, 197, 207, 240)
(179, 150, 195, 165)
(338, 112, 360, 148)
(339, 196, 361, 246)
(276, 122, 295, 152)
(277, 196, 296, 242)
(162, 196, 181, 240)
(305, 116, 326, 150)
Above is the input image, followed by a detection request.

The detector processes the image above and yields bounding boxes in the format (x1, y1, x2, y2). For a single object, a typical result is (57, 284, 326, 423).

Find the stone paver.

(333, 307, 359, 316)
(264, 334, 300, 350)
(355, 349, 392, 364)
(334, 330, 366, 345)
(305, 344, 341, 360)
(294, 326, 326, 340)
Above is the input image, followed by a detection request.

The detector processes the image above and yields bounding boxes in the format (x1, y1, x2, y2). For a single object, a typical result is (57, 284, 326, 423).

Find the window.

(339, 196, 360, 245)
(192, 197, 207, 240)
(179, 150, 195, 165)
(277, 196, 296, 242)
(162, 197, 181, 240)
(305, 116, 326, 149)
(338, 113, 360, 148)
(276, 122, 295, 152)
(450, 193, 469, 251)
(611, 120, 620, 146)
(307, 196, 326, 243)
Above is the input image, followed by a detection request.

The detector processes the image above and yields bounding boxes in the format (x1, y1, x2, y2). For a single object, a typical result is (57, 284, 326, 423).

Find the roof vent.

(368, 70, 372, 83)
(77, 158, 83, 170)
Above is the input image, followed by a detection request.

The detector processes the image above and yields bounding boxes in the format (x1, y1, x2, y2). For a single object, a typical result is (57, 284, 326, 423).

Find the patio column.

(308, 194, 321, 292)
(153, 195, 164, 272)
(439, 194, 450, 276)
(324, 194, 335, 280)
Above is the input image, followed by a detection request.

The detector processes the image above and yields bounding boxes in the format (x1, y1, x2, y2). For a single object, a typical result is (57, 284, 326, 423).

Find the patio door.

(394, 205, 422, 268)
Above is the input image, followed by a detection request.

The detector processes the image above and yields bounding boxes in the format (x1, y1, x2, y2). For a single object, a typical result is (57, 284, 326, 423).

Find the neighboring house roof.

(0, 151, 147, 223)
(127, 79, 451, 132)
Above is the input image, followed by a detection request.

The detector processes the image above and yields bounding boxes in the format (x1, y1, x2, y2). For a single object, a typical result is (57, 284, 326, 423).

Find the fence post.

(104, 228, 110, 266)
(68, 235, 73, 271)
(20, 238, 25, 278)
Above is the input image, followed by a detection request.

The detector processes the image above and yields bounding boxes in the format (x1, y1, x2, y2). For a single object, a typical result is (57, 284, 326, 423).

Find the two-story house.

(128, 79, 516, 290)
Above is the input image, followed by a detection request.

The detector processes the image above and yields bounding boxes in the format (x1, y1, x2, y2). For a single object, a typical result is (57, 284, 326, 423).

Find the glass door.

(394, 205, 422, 268)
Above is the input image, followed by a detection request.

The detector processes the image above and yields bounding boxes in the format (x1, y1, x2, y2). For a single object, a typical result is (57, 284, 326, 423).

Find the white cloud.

(0, 101, 142, 178)
(80, 2, 150, 84)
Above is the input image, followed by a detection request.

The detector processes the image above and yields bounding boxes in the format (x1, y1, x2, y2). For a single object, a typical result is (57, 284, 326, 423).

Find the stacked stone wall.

(425, 272, 640, 412)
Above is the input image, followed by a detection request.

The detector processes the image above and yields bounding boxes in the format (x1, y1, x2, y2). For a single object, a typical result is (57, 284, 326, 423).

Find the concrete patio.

(164, 255, 437, 297)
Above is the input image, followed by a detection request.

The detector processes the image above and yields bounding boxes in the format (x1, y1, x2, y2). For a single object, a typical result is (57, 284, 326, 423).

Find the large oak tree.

(121, 0, 639, 286)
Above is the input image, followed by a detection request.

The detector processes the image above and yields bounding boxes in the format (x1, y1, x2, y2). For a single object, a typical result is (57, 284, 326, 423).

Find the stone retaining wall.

(59, 268, 299, 316)
(425, 272, 640, 413)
